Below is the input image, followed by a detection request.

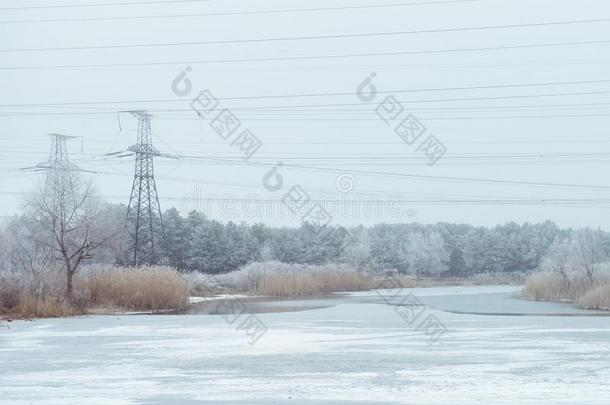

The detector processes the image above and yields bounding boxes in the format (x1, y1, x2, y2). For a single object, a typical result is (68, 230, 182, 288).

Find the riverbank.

(2, 261, 527, 320)
(521, 272, 610, 311)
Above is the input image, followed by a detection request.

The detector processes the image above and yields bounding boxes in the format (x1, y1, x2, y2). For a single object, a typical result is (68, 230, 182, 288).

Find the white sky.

(1, 0, 610, 229)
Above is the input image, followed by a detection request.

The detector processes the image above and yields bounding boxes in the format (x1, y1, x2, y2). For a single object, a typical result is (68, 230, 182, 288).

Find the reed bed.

(1, 266, 190, 318)
(522, 271, 610, 310)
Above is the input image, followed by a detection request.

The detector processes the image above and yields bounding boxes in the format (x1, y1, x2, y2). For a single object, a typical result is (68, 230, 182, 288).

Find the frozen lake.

(1, 286, 610, 404)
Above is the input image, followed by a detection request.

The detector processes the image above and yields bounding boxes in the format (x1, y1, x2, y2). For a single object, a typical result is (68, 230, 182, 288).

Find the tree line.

(2, 195, 609, 279)
(159, 210, 579, 276)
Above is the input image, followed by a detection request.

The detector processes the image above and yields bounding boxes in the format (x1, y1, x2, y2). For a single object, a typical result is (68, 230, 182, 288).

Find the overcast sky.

(1, 0, 610, 229)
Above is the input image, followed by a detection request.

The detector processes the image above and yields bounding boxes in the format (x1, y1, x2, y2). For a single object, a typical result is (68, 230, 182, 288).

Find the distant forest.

(21, 202, 610, 275)
(3, 202, 609, 277)
(159, 209, 578, 275)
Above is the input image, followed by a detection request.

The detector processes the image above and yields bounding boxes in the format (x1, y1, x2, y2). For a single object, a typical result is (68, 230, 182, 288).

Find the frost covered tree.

(163, 208, 189, 270)
(434, 222, 470, 275)
(448, 248, 466, 276)
(225, 221, 258, 271)
(340, 226, 373, 271)
(570, 228, 608, 286)
(298, 223, 348, 265)
(24, 173, 112, 301)
(51, 204, 604, 280)
(539, 236, 573, 288)
(0, 215, 55, 292)
(405, 231, 449, 277)
(368, 224, 409, 271)
(521, 221, 561, 270)
(463, 228, 506, 274)
(186, 217, 229, 273)
(250, 223, 271, 261)
(90, 203, 129, 265)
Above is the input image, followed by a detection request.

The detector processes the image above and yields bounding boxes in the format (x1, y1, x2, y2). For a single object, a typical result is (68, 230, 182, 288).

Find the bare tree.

(88, 203, 130, 265)
(0, 215, 55, 296)
(25, 171, 111, 301)
(570, 228, 607, 286)
(540, 236, 573, 289)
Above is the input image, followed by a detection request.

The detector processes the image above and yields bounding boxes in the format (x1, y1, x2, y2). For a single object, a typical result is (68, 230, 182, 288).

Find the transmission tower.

(46, 134, 77, 171)
(125, 111, 167, 266)
(39, 134, 79, 208)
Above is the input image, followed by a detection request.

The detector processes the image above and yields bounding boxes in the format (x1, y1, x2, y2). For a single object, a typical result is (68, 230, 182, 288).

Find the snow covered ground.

(1, 286, 610, 404)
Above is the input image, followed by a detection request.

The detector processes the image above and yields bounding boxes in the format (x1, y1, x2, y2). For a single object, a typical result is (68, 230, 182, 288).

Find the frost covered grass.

(183, 271, 223, 297)
(522, 271, 610, 310)
(0, 279, 21, 313)
(0, 267, 79, 318)
(0, 266, 190, 318)
(578, 284, 610, 310)
(184, 262, 526, 298)
(220, 261, 373, 297)
(12, 295, 79, 318)
(80, 266, 190, 312)
(413, 272, 525, 287)
(191, 261, 374, 297)
(522, 272, 571, 301)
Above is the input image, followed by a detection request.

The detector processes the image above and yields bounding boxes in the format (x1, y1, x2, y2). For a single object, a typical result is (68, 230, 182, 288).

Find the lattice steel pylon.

(46, 133, 76, 171)
(125, 111, 167, 266)
(41, 134, 79, 210)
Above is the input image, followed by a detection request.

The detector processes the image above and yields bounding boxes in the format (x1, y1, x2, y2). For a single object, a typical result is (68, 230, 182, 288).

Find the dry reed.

(81, 266, 190, 311)
(578, 284, 610, 310)
(1, 265, 190, 318)
(522, 271, 610, 311)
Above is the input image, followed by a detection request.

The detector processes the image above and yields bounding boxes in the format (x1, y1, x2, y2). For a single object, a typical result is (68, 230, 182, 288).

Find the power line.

(3, 110, 609, 120)
(226, 90, 610, 110)
(2, 78, 609, 107)
(3, 17, 610, 53)
(6, 146, 610, 185)
(7, 99, 608, 114)
(0, 0, 212, 11)
(3, 110, 610, 120)
(6, 167, 610, 209)
(4, 156, 610, 171)
(0, 0, 479, 24)
(123, 197, 610, 206)
(3, 164, 584, 203)
(4, 52, 610, 72)
(184, 100, 610, 112)
(5, 150, 610, 159)
(7, 39, 610, 70)
(1, 188, 608, 207)
(172, 155, 610, 191)
(5, 168, 600, 209)
(7, 153, 610, 205)
(3, 105, 610, 120)
(165, 113, 610, 120)
(16, 137, 606, 145)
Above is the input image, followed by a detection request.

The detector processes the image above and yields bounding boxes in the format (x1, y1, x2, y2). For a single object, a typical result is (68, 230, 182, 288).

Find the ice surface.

(1, 286, 609, 404)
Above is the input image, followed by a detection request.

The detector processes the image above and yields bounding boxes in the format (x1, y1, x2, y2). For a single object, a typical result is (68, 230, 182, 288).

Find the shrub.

(14, 295, 79, 318)
(80, 266, 190, 311)
(0, 268, 76, 318)
(522, 270, 610, 311)
(1, 265, 191, 318)
(375, 275, 416, 289)
(183, 271, 222, 297)
(578, 283, 610, 310)
(521, 272, 566, 301)
(214, 261, 373, 297)
(0, 278, 21, 312)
